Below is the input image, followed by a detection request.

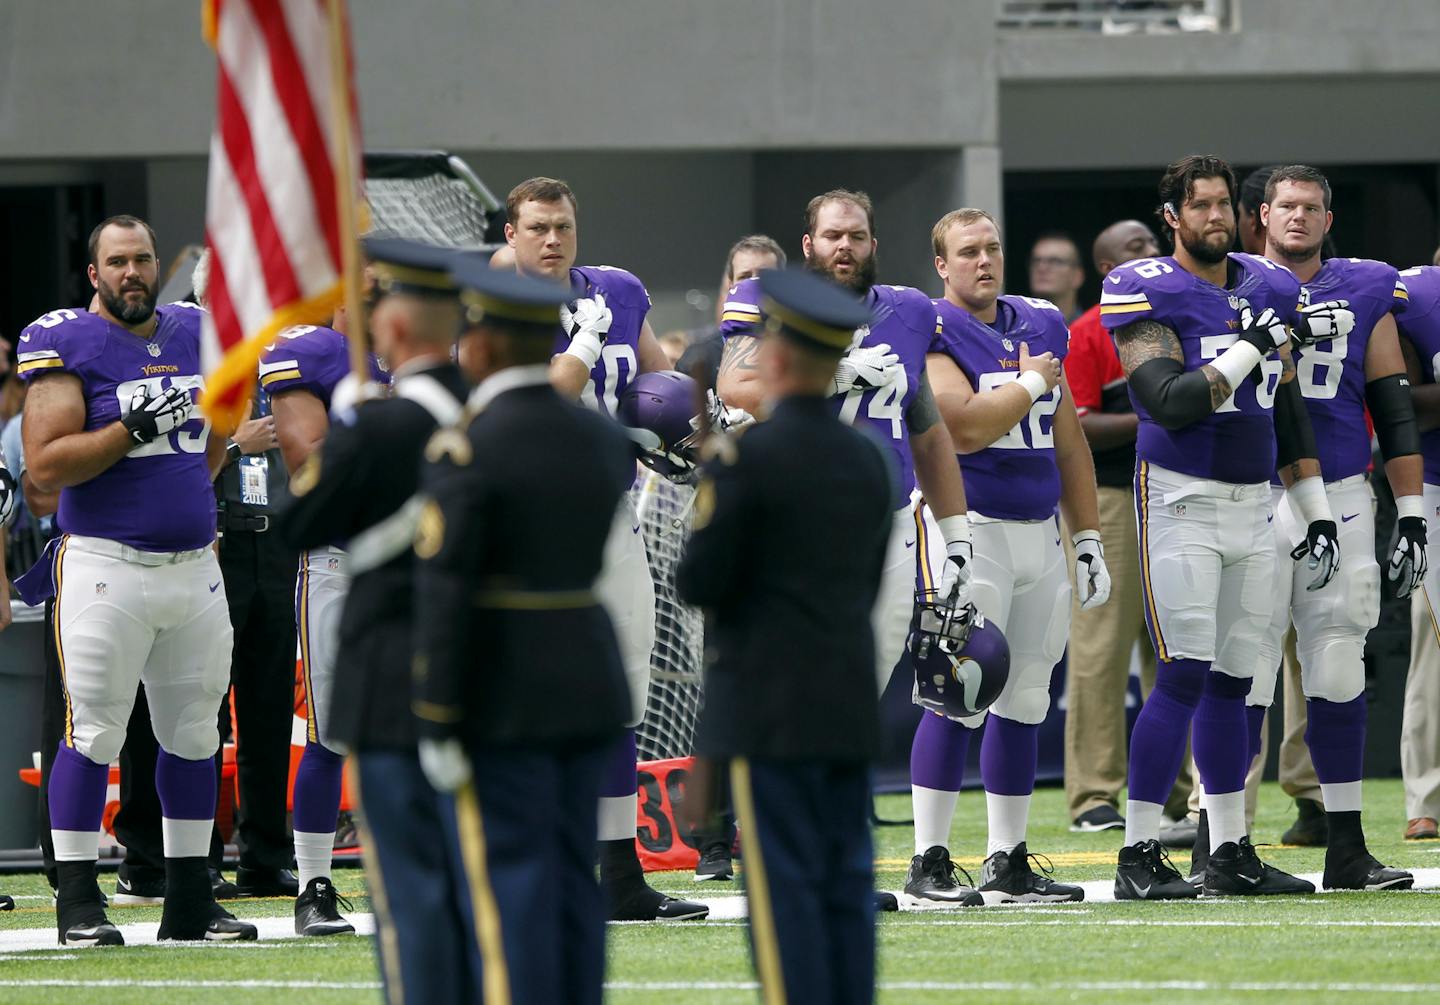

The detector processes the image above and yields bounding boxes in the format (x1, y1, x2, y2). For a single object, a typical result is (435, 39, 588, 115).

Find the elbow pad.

(1274, 379, 1318, 470)
(1127, 357, 1216, 431)
(1366, 373, 1421, 461)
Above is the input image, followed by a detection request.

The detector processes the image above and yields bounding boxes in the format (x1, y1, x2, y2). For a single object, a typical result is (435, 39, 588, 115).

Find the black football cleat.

(235, 865, 300, 898)
(295, 877, 356, 936)
(1280, 798, 1328, 847)
(1203, 837, 1315, 896)
(694, 843, 734, 882)
(0, 894, 13, 911)
(900, 846, 983, 908)
(210, 867, 239, 901)
(874, 891, 899, 912)
(980, 842, 1084, 903)
(1323, 850, 1414, 891)
(158, 901, 258, 941)
(112, 864, 165, 906)
(608, 882, 709, 921)
(1188, 810, 1210, 887)
(1115, 839, 1198, 901)
(57, 902, 124, 947)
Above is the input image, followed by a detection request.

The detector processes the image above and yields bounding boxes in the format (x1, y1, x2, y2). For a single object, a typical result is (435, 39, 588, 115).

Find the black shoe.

(1281, 798, 1328, 847)
(113, 864, 165, 906)
(608, 882, 709, 921)
(980, 842, 1083, 903)
(158, 900, 258, 941)
(210, 868, 239, 901)
(1323, 849, 1414, 891)
(1204, 837, 1315, 896)
(1158, 815, 1199, 849)
(1188, 810, 1210, 886)
(235, 865, 300, 898)
(333, 812, 360, 851)
(874, 891, 899, 912)
(694, 843, 734, 882)
(0, 895, 13, 911)
(900, 846, 983, 908)
(1070, 805, 1126, 833)
(57, 895, 124, 947)
(295, 877, 356, 936)
(1115, 840, 1199, 900)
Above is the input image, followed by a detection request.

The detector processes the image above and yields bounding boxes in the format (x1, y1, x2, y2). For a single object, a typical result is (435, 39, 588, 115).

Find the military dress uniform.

(276, 239, 480, 1004)
(413, 262, 635, 1005)
(677, 269, 895, 1005)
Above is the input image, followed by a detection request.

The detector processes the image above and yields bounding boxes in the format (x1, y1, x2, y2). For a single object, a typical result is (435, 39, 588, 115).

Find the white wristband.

(1071, 529, 1101, 548)
(560, 340, 601, 371)
(937, 513, 971, 547)
(1287, 475, 1333, 525)
(1397, 495, 1425, 521)
(1016, 370, 1050, 404)
(1207, 339, 1264, 392)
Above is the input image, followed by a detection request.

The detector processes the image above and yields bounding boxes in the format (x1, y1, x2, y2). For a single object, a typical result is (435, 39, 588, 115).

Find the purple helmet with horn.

(617, 370, 702, 483)
(907, 589, 1010, 720)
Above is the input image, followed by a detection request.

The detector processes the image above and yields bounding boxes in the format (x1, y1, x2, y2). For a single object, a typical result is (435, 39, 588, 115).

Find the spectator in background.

(657, 330, 690, 367)
(1028, 231, 1086, 323)
(1237, 166, 1278, 255)
(677, 235, 786, 390)
(1061, 219, 1197, 838)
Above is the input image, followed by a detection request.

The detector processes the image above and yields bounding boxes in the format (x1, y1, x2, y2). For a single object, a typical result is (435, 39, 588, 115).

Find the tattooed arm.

(715, 333, 764, 413)
(1115, 316, 1278, 430)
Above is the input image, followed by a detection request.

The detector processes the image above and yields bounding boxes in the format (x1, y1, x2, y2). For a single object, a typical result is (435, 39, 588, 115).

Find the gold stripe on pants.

(729, 758, 788, 1005)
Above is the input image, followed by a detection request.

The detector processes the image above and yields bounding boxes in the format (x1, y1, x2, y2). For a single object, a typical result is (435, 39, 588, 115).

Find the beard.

(1177, 220, 1234, 265)
(97, 275, 158, 325)
(806, 248, 877, 295)
(1267, 231, 1322, 265)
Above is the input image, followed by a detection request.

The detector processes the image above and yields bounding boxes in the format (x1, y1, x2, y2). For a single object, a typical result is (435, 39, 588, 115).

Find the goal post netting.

(363, 150, 501, 248)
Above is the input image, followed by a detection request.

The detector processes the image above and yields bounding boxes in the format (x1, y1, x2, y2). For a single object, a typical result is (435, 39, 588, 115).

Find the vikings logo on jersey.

(932, 296, 1069, 520)
(554, 265, 652, 418)
(1285, 258, 1407, 483)
(720, 277, 938, 497)
(16, 302, 217, 552)
(258, 324, 386, 408)
(1396, 266, 1440, 484)
(1099, 253, 1302, 484)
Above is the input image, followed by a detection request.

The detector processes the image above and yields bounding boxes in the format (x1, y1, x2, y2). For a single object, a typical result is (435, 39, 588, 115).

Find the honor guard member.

(413, 262, 635, 1005)
(678, 269, 895, 1005)
(278, 239, 477, 1004)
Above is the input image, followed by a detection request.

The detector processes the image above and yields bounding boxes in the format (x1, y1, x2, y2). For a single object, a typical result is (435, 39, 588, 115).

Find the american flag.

(198, 0, 363, 431)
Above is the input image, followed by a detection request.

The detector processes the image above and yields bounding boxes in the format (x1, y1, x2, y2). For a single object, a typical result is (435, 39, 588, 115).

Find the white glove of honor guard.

(418, 737, 472, 794)
(830, 342, 902, 397)
(1072, 531, 1112, 610)
(122, 384, 194, 445)
(558, 293, 612, 370)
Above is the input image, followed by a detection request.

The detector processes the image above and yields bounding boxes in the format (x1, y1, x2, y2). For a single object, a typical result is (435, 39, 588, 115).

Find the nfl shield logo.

(1228, 295, 1245, 311)
(1002, 338, 1014, 352)
(146, 341, 162, 357)
(95, 583, 107, 596)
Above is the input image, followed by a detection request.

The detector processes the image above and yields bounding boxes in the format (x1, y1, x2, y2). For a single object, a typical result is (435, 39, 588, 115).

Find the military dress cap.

(758, 268, 870, 352)
(450, 254, 569, 327)
(363, 236, 459, 297)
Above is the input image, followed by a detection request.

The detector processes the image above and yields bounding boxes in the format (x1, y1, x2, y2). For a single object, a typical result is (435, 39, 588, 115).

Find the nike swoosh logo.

(1267, 514, 1274, 523)
(1238, 872, 1262, 885)
(904, 538, 916, 549)
(20, 335, 30, 342)
(117, 878, 132, 891)
(1341, 513, 1358, 523)
(1131, 880, 1151, 898)
(209, 582, 221, 593)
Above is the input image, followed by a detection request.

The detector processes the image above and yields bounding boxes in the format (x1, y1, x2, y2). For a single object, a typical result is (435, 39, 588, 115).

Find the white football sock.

(1205, 788, 1247, 851)
(52, 829, 101, 863)
(1320, 782, 1359, 813)
(161, 817, 212, 859)
(911, 785, 959, 855)
(1124, 800, 1164, 847)
(294, 830, 335, 889)
(985, 792, 1031, 857)
(597, 793, 637, 842)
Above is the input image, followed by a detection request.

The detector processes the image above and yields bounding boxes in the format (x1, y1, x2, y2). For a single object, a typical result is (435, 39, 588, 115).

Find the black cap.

(757, 268, 869, 351)
(363, 237, 458, 297)
(450, 253, 569, 327)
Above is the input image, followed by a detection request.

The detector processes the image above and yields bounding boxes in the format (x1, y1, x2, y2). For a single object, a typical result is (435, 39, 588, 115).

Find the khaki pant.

(1063, 485, 1194, 821)
(1403, 589, 1440, 821)
(1242, 629, 1322, 829)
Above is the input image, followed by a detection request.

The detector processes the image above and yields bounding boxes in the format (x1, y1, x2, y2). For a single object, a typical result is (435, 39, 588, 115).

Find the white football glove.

(705, 389, 754, 434)
(1072, 531, 1112, 610)
(830, 342, 902, 397)
(1295, 300, 1356, 346)
(0, 467, 16, 529)
(122, 384, 194, 444)
(418, 737, 472, 793)
(1237, 305, 1291, 354)
(936, 514, 973, 609)
(1387, 496, 1428, 600)
(558, 293, 612, 370)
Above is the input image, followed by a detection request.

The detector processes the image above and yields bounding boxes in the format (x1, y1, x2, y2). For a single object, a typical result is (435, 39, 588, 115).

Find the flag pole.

(325, 0, 367, 383)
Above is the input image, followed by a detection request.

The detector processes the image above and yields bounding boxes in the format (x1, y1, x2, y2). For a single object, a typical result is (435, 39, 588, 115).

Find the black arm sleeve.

(1273, 378, 1319, 470)
(1126, 357, 1218, 431)
(1366, 373, 1422, 461)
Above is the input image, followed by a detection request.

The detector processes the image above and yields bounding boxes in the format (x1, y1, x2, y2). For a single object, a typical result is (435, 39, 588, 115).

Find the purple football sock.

(48, 743, 109, 834)
(1246, 704, 1267, 765)
(980, 714, 1038, 797)
(291, 741, 344, 834)
(909, 712, 972, 791)
(599, 729, 638, 799)
(1191, 672, 1252, 795)
(1305, 696, 1366, 785)
(155, 750, 217, 820)
(1127, 657, 1207, 805)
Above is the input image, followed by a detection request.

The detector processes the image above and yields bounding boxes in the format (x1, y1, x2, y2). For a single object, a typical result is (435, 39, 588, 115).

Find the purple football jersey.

(258, 324, 385, 406)
(552, 265, 651, 418)
(721, 277, 939, 498)
(1395, 265, 1440, 484)
(1099, 253, 1302, 484)
(16, 303, 216, 551)
(1286, 258, 1404, 482)
(932, 296, 1068, 520)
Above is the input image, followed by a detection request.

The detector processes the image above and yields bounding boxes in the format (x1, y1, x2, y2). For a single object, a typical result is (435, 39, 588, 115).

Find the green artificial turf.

(2, 779, 1436, 1004)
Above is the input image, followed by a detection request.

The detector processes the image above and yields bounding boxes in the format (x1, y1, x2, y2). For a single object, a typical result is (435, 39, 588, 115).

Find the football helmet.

(907, 589, 1010, 720)
(617, 370, 702, 483)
